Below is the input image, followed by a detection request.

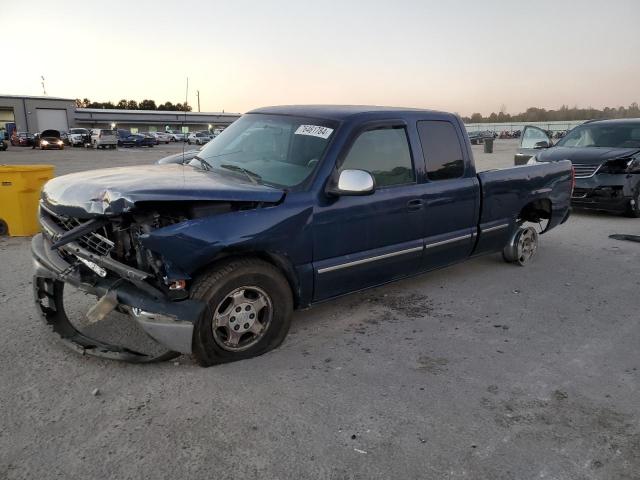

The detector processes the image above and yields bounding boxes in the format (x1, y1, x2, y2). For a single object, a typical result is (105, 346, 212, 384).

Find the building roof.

(0, 94, 75, 101)
(78, 108, 239, 117)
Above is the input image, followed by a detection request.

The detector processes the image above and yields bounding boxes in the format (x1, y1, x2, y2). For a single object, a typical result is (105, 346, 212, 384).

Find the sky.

(2, 0, 639, 116)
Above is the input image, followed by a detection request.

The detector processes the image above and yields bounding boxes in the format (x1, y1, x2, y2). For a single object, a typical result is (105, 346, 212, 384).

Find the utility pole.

(41, 76, 47, 95)
(197, 90, 200, 112)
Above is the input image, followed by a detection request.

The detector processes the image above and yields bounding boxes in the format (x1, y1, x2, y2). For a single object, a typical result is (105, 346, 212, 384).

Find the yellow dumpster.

(0, 165, 55, 236)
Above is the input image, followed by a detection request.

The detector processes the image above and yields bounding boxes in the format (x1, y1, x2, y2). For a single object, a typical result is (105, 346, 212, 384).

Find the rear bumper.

(571, 174, 638, 213)
(32, 233, 204, 361)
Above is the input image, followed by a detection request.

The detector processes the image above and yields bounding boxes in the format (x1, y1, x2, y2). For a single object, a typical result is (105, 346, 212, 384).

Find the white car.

(90, 129, 117, 149)
(151, 132, 172, 144)
(167, 130, 186, 142)
(187, 132, 211, 145)
(68, 128, 91, 146)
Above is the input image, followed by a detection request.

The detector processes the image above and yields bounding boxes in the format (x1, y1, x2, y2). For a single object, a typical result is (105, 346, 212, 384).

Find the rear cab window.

(417, 121, 465, 180)
(340, 127, 415, 187)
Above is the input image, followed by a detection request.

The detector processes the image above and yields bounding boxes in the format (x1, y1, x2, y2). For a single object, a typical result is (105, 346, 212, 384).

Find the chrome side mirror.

(326, 169, 375, 196)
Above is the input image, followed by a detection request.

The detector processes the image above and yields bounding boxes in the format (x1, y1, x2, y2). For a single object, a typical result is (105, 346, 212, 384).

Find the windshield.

(556, 122, 640, 148)
(190, 113, 337, 187)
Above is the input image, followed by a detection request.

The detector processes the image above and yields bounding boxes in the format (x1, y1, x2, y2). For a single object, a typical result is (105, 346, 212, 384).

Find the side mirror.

(326, 169, 375, 196)
(534, 140, 551, 149)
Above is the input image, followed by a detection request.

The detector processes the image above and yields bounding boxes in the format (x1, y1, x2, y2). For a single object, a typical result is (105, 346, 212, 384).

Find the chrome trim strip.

(317, 245, 423, 274)
(573, 163, 602, 179)
(482, 223, 509, 233)
(424, 233, 472, 250)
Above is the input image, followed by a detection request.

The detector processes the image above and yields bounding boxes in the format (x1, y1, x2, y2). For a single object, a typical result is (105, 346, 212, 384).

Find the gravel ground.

(0, 140, 638, 479)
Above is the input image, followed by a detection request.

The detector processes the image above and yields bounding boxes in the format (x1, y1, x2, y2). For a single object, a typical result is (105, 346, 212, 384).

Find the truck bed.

(473, 160, 573, 255)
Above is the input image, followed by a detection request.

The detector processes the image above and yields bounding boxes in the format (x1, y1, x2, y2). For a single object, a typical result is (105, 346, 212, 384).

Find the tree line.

(462, 103, 640, 124)
(75, 98, 192, 112)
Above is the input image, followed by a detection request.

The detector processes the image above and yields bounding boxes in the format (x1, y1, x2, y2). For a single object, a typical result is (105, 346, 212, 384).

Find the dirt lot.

(1, 141, 639, 479)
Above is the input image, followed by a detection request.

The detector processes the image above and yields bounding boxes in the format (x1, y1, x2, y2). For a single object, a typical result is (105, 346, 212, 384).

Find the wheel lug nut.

(230, 317, 235, 322)
(236, 307, 241, 312)
(245, 306, 251, 311)
(244, 323, 249, 329)
(249, 313, 255, 319)
(234, 325, 240, 331)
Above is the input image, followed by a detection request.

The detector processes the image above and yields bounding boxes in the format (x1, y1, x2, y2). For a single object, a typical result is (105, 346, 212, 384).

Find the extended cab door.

(312, 123, 425, 301)
(514, 126, 553, 165)
(416, 120, 479, 271)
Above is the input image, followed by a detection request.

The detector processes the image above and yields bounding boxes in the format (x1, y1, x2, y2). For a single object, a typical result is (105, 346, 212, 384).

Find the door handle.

(407, 199, 424, 211)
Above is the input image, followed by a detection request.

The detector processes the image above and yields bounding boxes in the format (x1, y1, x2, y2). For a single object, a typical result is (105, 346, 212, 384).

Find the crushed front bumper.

(32, 233, 205, 362)
(571, 174, 638, 213)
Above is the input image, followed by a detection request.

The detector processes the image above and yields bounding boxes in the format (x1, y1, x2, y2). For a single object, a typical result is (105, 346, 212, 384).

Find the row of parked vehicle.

(4, 127, 224, 150)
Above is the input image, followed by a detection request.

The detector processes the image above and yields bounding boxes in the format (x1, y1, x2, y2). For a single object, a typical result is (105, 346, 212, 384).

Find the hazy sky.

(2, 0, 638, 115)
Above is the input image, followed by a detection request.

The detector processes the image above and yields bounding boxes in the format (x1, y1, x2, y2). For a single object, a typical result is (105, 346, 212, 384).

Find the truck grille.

(40, 207, 115, 257)
(573, 163, 601, 178)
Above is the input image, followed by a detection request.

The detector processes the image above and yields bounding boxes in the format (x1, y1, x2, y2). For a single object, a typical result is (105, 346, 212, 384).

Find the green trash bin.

(483, 138, 494, 153)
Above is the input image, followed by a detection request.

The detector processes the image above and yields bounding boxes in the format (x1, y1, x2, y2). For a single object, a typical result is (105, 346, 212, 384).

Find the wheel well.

(519, 198, 552, 224)
(192, 252, 301, 308)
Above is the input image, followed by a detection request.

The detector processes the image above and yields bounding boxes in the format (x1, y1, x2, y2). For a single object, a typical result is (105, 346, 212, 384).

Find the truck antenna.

(41, 75, 47, 95)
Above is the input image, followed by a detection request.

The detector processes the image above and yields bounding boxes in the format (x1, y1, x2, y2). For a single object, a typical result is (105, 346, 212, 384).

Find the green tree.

(139, 99, 157, 110)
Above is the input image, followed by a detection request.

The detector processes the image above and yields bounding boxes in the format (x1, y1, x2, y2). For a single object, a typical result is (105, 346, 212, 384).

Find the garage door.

(36, 109, 69, 132)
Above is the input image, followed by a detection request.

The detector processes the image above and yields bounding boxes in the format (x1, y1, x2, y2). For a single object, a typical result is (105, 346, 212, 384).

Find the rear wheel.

(503, 226, 539, 266)
(190, 258, 293, 366)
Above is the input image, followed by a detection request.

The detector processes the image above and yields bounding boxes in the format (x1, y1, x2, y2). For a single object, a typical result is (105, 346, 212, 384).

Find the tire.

(503, 226, 538, 266)
(0, 219, 8, 236)
(625, 192, 640, 218)
(190, 258, 293, 366)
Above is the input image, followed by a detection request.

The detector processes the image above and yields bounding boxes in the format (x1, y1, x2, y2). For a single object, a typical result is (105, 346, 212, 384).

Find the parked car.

(11, 132, 35, 147)
(515, 118, 640, 217)
(32, 105, 572, 366)
(91, 129, 117, 149)
(167, 130, 186, 142)
(187, 131, 210, 145)
(0, 138, 7, 151)
(119, 133, 155, 148)
(150, 132, 172, 144)
(68, 128, 91, 147)
(36, 129, 65, 150)
(139, 132, 159, 145)
(155, 148, 201, 164)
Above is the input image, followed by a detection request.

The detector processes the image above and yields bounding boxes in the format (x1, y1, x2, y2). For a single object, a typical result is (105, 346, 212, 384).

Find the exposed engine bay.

(33, 198, 269, 362)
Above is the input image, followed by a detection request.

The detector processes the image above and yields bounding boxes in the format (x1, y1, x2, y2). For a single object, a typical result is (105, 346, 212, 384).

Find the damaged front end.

(32, 201, 208, 362)
(32, 164, 286, 362)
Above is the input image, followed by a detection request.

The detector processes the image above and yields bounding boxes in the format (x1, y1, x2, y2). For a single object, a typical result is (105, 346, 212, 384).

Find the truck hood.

(41, 164, 285, 216)
(536, 146, 640, 165)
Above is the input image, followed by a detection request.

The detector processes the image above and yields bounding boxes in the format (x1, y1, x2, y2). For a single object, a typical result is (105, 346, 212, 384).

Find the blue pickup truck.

(32, 106, 573, 365)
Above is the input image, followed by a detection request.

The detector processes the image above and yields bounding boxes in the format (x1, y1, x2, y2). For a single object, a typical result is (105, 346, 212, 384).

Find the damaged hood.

(41, 164, 285, 216)
(536, 146, 640, 165)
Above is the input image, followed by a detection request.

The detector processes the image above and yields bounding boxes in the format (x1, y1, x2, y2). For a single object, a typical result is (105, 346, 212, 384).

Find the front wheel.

(503, 226, 538, 266)
(625, 192, 640, 218)
(190, 258, 293, 366)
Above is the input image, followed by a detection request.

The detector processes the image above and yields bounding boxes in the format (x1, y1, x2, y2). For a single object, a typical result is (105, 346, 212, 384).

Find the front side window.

(418, 120, 465, 181)
(521, 127, 551, 149)
(340, 127, 414, 187)
(193, 113, 337, 188)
